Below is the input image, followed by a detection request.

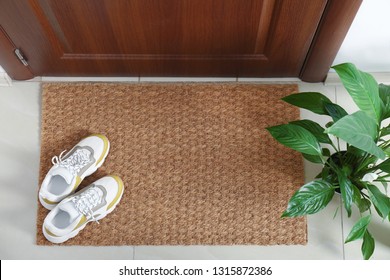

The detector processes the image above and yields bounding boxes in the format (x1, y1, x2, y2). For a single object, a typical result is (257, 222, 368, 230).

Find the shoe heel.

(39, 195, 58, 210)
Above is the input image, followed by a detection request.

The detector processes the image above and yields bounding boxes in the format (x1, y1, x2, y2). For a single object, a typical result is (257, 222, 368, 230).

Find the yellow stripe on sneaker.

(89, 134, 109, 166)
(71, 176, 82, 192)
(73, 215, 87, 231)
(107, 176, 124, 210)
(42, 198, 57, 205)
(44, 227, 59, 237)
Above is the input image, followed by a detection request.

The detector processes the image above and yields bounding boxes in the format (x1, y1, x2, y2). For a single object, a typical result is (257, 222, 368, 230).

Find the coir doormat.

(37, 83, 306, 245)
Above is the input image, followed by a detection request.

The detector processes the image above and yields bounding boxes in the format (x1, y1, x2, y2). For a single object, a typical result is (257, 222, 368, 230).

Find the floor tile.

(0, 82, 134, 259)
(0, 72, 12, 86)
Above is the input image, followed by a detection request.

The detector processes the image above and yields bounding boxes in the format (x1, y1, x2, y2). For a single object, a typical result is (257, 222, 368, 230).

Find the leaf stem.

(331, 144, 338, 154)
(374, 179, 390, 183)
(378, 174, 390, 179)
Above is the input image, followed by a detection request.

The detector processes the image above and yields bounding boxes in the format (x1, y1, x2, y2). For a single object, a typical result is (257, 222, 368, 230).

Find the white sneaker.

(39, 134, 110, 210)
(42, 176, 124, 244)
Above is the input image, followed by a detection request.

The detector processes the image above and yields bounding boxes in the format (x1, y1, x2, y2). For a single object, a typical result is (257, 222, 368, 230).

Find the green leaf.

(351, 184, 364, 210)
(282, 180, 335, 217)
(384, 146, 390, 157)
(322, 148, 331, 157)
(337, 169, 354, 217)
(320, 166, 337, 184)
(321, 166, 331, 181)
(355, 156, 378, 175)
(325, 111, 385, 159)
(380, 181, 388, 192)
(345, 215, 371, 243)
(290, 120, 332, 144)
(379, 83, 390, 96)
(358, 198, 371, 213)
(350, 184, 371, 212)
(376, 158, 390, 173)
(315, 166, 331, 180)
(366, 184, 390, 218)
(325, 121, 334, 128)
(266, 124, 322, 156)
(362, 230, 375, 260)
(282, 92, 332, 115)
(379, 83, 390, 120)
(325, 103, 348, 122)
(347, 146, 366, 157)
(332, 63, 381, 122)
(302, 153, 323, 164)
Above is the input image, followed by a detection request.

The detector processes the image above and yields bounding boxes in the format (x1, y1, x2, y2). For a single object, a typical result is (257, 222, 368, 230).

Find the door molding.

(299, 0, 363, 82)
(0, 25, 34, 80)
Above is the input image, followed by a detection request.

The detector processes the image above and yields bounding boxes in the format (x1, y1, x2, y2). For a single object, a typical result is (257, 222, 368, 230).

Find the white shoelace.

(52, 149, 91, 176)
(72, 187, 102, 223)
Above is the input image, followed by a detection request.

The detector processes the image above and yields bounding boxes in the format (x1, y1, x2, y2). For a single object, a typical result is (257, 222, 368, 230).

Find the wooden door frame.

(300, 0, 362, 82)
(0, 25, 34, 80)
(0, 0, 362, 82)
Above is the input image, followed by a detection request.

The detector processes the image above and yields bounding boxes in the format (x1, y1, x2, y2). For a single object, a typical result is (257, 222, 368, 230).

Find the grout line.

(334, 85, 346, 260)
(132, 246, 136, 260)
(340, 198, 346, 260)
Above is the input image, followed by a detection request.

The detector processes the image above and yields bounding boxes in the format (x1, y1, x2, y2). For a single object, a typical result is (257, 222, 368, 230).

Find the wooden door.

(0, 0, 361, 81)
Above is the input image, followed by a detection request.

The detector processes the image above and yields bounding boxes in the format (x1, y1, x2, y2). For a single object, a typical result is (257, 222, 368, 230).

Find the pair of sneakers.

(39, 134, 124, 244)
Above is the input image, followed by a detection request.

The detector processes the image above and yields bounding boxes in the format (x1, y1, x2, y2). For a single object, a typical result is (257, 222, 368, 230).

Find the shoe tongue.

(49, 167, 73, 184)
(59, 201, 81, 223)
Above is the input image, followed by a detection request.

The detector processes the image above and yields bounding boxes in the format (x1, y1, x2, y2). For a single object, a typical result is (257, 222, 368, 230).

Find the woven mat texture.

(37, 83, 306, 245)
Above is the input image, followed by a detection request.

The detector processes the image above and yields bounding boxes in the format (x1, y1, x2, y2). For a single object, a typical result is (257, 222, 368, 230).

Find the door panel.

(0, 0, 361, 80)
(39, 0, 269, 55)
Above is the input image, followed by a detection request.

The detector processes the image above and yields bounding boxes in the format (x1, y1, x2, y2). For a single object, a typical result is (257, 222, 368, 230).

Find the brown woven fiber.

(37, 83, 306, 246)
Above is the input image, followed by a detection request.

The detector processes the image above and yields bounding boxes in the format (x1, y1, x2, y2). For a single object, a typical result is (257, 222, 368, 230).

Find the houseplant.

(267, 63, 390, 259)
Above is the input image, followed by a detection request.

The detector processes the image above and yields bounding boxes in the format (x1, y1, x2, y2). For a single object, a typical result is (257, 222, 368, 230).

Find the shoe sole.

(39, 194, 59, 211)
(39, 135, 110, 210)
(42, 179, 124, 244)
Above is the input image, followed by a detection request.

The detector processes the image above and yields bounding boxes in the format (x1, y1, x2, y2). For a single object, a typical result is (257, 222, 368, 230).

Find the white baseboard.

(40, 76, 295, 83)
(41, 76, 301, 83)
(41, 76, 139, 82)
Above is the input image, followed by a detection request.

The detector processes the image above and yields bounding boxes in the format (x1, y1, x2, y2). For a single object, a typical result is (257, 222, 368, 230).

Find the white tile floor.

(0, 79, 389, 260)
